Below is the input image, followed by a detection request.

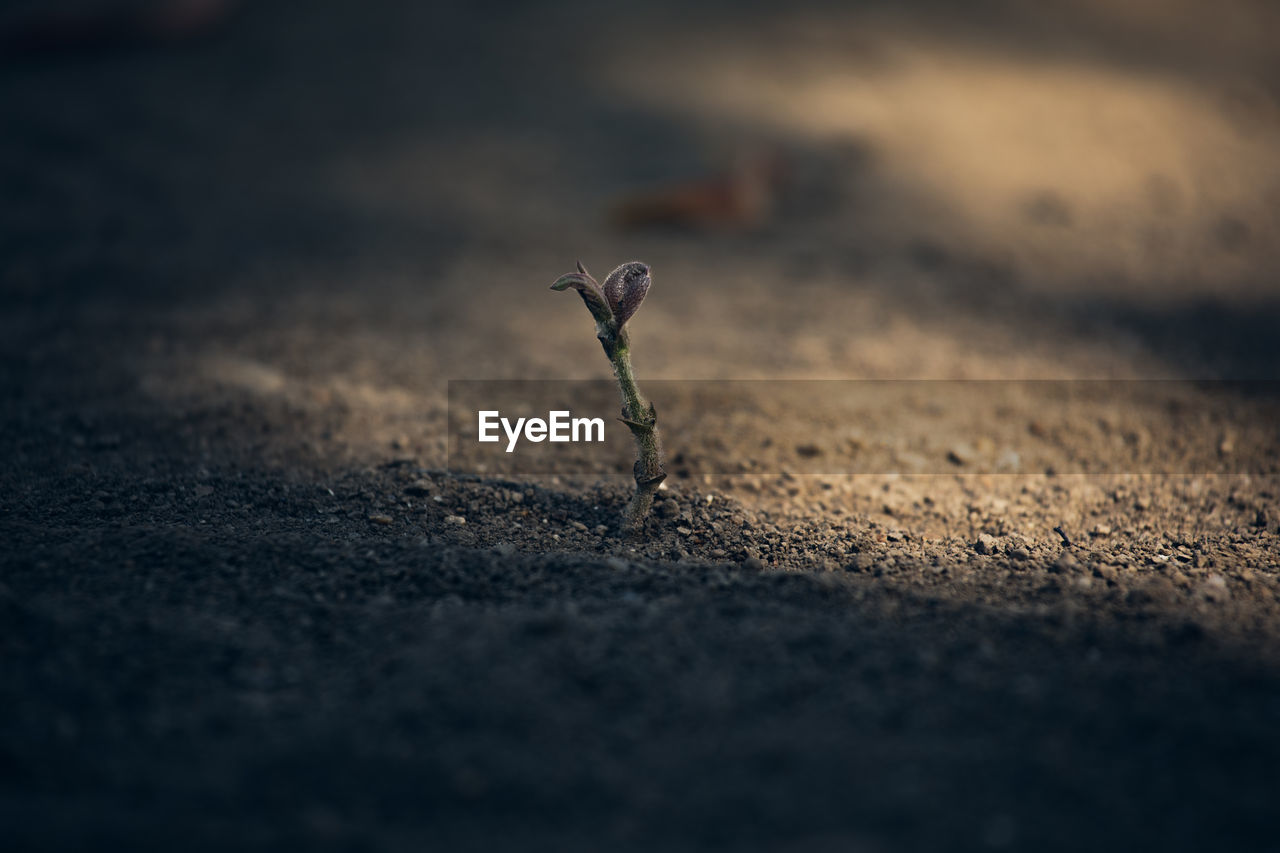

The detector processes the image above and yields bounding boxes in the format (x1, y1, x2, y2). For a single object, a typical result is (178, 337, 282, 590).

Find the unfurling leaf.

(550, 267, 612, 324)
(601, 261, 651, 329)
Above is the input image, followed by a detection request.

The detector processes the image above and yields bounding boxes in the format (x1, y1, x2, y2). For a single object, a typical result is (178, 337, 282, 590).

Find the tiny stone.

(1009, 546, 1031, 561)
(569, 520, 588, 532)
(676, 526, 693, 537)
(444, 515, 466, 525)
(1051, 551, 1080, 573)
(975, 533, 998, 555)
(368, 514, 394, 525)
(595, 524, 609, 535)
(848, 553, 873, 572)
(1201, 574, 1230, 602)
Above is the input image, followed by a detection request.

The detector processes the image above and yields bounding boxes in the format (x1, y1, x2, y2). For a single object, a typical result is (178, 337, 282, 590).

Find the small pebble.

(1052, 551, 1080, 573)
(368, 514, 394, 525)
(975, 534, 998, 555)
(1200, 574, 1230, 602)
(655, 501, 679, 519)
(847, 553, 873, 572)
(445, 515, 466, 525)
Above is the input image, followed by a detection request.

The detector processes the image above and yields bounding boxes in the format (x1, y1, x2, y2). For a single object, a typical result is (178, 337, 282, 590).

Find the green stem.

(603, 328, 665, 531)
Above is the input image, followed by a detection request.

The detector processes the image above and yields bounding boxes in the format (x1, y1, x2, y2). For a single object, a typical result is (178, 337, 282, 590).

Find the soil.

(2, 1, 1279, 851)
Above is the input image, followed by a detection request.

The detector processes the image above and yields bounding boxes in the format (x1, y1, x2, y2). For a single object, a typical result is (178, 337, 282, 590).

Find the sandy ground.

(2, 1, 1279, 850)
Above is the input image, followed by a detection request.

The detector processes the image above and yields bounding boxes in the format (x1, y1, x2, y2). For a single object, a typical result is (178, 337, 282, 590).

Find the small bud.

(601, 261, 651, 329)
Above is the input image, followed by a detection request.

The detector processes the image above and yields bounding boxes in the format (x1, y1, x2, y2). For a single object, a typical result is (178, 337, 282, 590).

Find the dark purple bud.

(601, 261, 651, 329)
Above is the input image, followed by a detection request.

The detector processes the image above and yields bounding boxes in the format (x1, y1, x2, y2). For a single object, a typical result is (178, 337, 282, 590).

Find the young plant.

(551, 261, 665, 531)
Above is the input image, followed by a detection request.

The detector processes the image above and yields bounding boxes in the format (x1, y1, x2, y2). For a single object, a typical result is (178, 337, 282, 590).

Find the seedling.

(551, 261, 665, 531)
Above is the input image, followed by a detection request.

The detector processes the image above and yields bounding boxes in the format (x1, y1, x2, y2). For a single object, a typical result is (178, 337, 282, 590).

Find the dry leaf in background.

(608, 151, 786, 231)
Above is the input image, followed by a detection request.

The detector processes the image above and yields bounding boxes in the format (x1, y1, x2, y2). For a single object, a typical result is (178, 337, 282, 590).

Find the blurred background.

(3, 0, 1279, 410)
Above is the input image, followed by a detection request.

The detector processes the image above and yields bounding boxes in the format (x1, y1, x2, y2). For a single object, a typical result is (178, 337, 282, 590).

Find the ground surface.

(2, 1, 1279, 850)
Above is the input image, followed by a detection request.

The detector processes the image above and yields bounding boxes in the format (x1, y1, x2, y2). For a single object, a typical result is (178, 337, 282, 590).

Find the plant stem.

(603, 328, 665, 531)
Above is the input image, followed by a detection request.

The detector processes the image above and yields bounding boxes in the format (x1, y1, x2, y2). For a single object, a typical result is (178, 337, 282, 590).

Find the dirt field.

(2, 1, 1279, 850)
